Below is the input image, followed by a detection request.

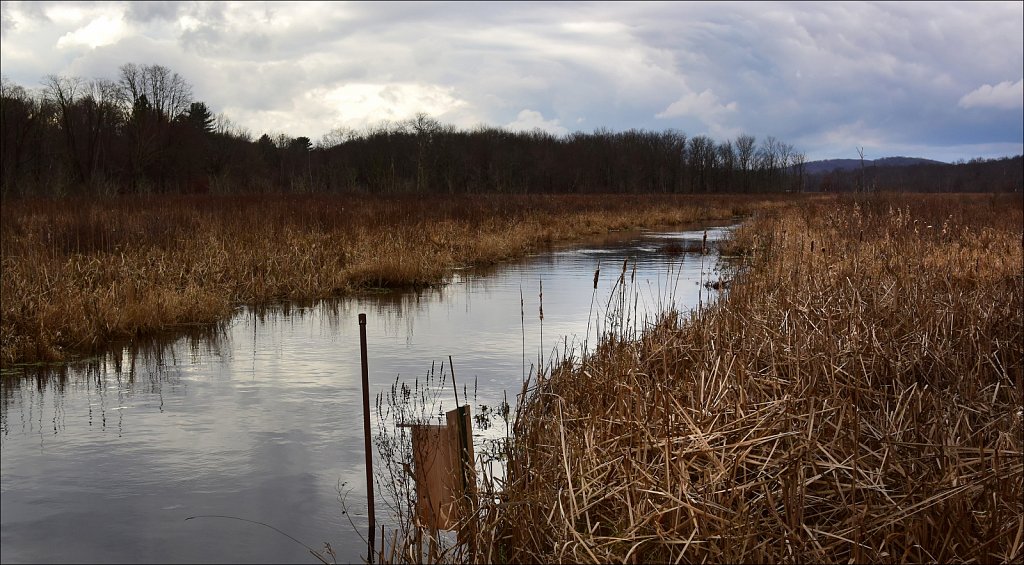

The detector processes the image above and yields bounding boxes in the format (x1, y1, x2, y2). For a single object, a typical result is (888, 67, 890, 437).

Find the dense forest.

(2, 63, 1020, 197)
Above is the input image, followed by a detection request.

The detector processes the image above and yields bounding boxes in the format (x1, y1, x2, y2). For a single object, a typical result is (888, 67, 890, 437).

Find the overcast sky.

(1, 1, 1022, 162)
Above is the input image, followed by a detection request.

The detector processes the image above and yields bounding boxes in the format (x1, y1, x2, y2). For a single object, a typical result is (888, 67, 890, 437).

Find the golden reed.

(482, 192, 1023, 564)
(0, 192, 779, 365)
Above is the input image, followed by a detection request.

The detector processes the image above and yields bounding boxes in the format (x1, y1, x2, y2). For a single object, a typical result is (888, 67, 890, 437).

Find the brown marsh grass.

(374, 193, 1022, 564)
(485, 193, 1024, 564)
(0, 193, 783, 366)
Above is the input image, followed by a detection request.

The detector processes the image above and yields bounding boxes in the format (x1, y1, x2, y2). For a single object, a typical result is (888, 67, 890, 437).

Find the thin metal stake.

(359, 313, 376, 564)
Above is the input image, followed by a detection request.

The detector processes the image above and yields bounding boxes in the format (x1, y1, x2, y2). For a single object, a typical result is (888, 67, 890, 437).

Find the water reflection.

(0, 223, 734, 564)
(0, 325, 231, 443)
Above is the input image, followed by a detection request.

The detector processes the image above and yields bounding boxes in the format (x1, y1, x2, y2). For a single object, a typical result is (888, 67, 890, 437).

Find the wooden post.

(448, 405, 478, 559)
(358, 313, 375, 564)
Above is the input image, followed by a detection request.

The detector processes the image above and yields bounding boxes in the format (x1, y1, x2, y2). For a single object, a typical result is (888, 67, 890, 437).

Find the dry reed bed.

(0, 193, 778, 366)
(487, 193, 1023, 564)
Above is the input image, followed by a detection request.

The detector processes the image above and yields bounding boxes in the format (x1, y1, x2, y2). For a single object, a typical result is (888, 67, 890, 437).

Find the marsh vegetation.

(371, 193, 1023, 564)
(2, 189, 1021, 564)
(0, 193, 781, 366)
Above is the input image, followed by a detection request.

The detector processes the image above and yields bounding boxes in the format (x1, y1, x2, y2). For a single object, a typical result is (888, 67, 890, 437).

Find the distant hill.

(799, 154, 1021, 193)
(803, 156, 947, 175)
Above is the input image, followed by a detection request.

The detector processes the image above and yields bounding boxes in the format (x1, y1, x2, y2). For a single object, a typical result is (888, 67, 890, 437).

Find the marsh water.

(0, 223, 733, 564)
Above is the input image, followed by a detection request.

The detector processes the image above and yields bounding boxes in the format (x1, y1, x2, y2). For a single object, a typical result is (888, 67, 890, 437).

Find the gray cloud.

(959, 80, 1024, 110)
(1, 2, 14, 34)
(0, 0, 1021, 161)
(124, 0, 182, 23)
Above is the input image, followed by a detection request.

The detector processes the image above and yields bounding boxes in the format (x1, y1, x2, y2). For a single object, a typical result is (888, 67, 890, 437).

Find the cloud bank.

(959, 79, 1024, 110)
(1, 1, 1021, 161)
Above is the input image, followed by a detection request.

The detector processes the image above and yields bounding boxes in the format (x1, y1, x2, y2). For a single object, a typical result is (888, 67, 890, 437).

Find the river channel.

(1, 223, 734, 564)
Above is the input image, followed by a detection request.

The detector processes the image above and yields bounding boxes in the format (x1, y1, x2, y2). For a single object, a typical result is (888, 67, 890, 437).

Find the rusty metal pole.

(359, 313, 376, 564)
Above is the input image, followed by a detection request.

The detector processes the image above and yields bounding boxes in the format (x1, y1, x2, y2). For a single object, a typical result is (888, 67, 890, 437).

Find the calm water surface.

(1, 224, 733, 564)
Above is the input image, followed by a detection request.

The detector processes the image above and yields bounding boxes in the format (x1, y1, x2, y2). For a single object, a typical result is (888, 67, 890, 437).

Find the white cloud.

(561, 21, 630, 35)
(285, 83, 469, 136)
(56, 14, 127, 49)
(958, 79, 1024, 110)
(505, 110, 568, 136)
(44, 3, 90, 25)
(819, 119, 889, 147)
(655, 89, 738, 120)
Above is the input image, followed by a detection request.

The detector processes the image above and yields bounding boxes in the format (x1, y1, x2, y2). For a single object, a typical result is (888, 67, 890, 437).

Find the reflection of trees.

(247, 294, 429, 342)
(0, 322, 228, 438)
(0, 223, 736, 442)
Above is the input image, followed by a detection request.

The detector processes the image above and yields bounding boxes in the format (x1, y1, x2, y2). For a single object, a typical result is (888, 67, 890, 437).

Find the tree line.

(2, 63, 1019, 197)
(0, 63, 811, 196)
(1, 64, 254, 197)
(808, 156, 1023, 194)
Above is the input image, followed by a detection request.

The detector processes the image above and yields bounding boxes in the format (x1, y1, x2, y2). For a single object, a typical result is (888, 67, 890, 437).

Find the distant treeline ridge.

(1, 64, 1020, 196)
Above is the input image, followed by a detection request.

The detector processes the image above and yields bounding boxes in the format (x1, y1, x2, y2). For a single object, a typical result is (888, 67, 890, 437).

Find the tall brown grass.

(0, 193, 781, 366)
(372, 193, 1022, 564)
(484, 193, 1023, 563)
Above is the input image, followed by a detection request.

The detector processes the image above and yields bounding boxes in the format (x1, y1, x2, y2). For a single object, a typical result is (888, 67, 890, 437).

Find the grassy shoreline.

(5, 191, 1021, 562)
(0, 192, 789, 366)
(478, 192, 1023, 563)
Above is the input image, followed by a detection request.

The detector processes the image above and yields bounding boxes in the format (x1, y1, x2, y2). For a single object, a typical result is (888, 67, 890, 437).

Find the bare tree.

(790, 151, 807, 192)
(778, 141, 794, 187)
(117, 63, 192, 122)
(213, 112, 250, 140)
(43, 74, 87, 184)
(408, 113, 441, 192)
(756, 136, 783, 192)
(116, 63, 194, 190)
(80, 79, 121, 190)
(857, 146, 866, 192)
(318, 126, 356, 149)
(735, 134, 756, 192)
(688, 135, 716, 193)
(716, 140, 735, 191)
(1, 77, 45, 195)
